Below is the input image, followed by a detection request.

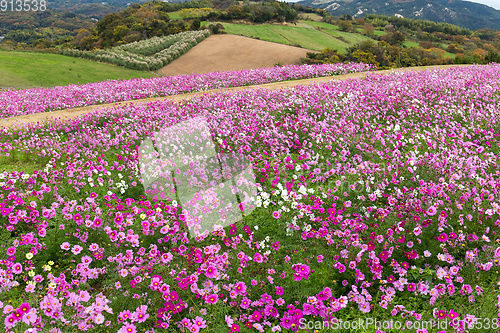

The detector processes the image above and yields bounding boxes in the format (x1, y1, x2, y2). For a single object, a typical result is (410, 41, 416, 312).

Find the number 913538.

(0, 0, 46, 11)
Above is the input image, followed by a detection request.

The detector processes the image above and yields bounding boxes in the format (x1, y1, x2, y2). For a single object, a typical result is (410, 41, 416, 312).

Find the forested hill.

(295, 0, 500, 31)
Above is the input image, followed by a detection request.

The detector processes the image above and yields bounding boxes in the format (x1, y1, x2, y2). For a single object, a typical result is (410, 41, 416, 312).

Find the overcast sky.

(466, 0, 500, 10)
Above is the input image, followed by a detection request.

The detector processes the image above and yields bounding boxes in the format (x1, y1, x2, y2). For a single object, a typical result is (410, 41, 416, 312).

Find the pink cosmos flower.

(437, 310, 448, 319)
(60, 242, 71, 250)
(251, 310, 262, 322)
(206, 294, 218, 304)
(235, 282, 247, 295)
(71, 245, 83, 255)
(6, 247, 15, 256)
(426, 206, 437, 216)
(135, 305, 149, 323)
(181, 318, 192, 328)
(189, 325, 200, 333)
(193, 316, 207, 328)
(448, 309, 459, 319)
(22, 311, 37, 325)
(120, 323, 137, 333)
(205, 266, 218, 279)
(25, 284, 35, 293)
(18, 303, 30, 314)
(438, 233, 448, 242)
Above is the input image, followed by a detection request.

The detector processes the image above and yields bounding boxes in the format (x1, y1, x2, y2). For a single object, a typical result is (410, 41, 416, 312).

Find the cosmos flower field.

(0, 64, 500, 333)
(0, 63, 374, 119)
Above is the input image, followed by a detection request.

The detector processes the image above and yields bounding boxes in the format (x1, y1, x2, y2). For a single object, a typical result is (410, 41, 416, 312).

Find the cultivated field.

(158, 34, 317, 76)
(200, 21, 359, 52)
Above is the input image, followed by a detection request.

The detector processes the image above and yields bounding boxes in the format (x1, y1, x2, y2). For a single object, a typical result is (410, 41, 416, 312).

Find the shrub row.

(60, 30, 210, 71)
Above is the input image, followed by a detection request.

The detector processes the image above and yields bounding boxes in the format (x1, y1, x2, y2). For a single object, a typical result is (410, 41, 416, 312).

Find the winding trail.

(0, 64, 469, 129)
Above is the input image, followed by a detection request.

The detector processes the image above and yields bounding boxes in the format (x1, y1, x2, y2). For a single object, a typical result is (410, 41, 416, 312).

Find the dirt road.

(0, 64, 469, 129)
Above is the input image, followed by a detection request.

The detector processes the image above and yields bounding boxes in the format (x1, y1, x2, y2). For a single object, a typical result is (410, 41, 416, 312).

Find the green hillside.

(0, 51, 154, 89)
(201, 21, 376, 53)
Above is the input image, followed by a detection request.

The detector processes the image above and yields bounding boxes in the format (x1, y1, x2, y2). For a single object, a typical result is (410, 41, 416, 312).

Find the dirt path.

(0, 64, 470, 129)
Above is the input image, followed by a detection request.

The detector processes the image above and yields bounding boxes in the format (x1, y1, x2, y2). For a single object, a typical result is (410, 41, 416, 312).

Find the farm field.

(298, 13, 323, 21)
(157, 34, 317, 76)
(0, 62, 373, 119)
(2, 65, 464, 128)
(0, 63, 498, 333)
(0, 51, 154, 89)
(404, 41, 421, 48)
(61, 30, 211, 72)
(268, 25, 355, 52)
(304, 21, 377, 45)
(355, 27, 387, 36)
(200, 21, 370, 52)
(446, 52, 457, 59)
(200, 23, 294, 46)
(166, 11, 182, 20)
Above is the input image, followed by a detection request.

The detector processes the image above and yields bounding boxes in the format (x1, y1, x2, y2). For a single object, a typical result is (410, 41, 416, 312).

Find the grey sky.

(465, 0, 500, 10)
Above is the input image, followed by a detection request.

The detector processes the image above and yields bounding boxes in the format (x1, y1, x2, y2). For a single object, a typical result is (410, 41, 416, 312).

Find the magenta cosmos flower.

(206, 294, 218, 304)
(205, 266, 218, 279)
(438, 233, 448, 242)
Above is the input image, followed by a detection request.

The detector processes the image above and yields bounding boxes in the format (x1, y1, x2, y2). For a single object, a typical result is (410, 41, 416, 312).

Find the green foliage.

(348, 49, 379, 67)
(62, 30, 211, 71)
(70, 2, 203, 50)
(302, 37, 454, 68)
(201, 0, 298, 24)
(191, 19, 201, 30)
(366, 14, 472, 36)
(338, 20, 352, 32)
(209, 23, 220, 34)
(453, 55, 476, 64)
(485, 50, 500, 64)
(380, 31, 406, 46)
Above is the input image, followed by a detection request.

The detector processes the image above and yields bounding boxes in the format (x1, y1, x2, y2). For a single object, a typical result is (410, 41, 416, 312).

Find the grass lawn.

(304, 21, 341, 30)
(268, 25, 352, 52)
(355, 27, 387, 36)
(298, 13, 323, 21)
(202, 22, 359, 53)
(303, 21, 376, 44)
(373, 29, 387, 36)
(403, 41, 420, 48)
(445, 52, 456, 59)
(201, 22, 294, 45)
(0, 50, 154, 89)
(200, 21, 379, 53)
(167, 11, 182, 20)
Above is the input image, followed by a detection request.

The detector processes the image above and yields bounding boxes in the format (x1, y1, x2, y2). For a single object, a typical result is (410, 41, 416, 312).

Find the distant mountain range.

(294, 0, 500, 30)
